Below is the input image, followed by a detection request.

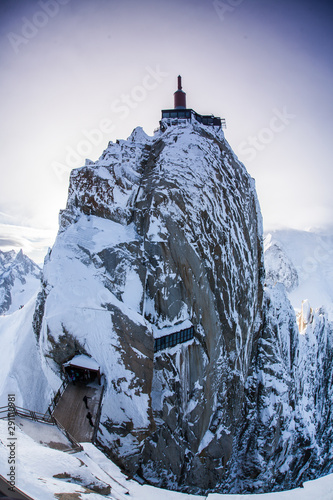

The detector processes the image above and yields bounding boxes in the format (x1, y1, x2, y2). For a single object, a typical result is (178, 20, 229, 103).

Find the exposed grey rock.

(38, 122, 264, 493)
(35, 121, 333, 495)
(228, 284, 333, 493)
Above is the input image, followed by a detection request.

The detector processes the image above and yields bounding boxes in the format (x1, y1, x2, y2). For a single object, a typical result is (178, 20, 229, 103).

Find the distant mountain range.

(0, 249, 41, 314)
(264, 229, 333, 319)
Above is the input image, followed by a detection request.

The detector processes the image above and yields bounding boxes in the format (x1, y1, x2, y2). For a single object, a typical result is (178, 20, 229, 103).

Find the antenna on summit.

(177, 75, 182, 89)
(160, 75, 226, 130)
(174, 75, 186, 109)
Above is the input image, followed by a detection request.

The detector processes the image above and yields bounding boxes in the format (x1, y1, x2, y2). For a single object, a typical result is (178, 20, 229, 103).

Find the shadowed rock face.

(38, 122, 264, 493)
(228, 284, 333, 494)
(127, 125, 264, 491)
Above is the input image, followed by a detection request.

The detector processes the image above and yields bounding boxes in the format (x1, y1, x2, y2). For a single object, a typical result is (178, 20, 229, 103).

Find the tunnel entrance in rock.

(63, 354, 102, 385)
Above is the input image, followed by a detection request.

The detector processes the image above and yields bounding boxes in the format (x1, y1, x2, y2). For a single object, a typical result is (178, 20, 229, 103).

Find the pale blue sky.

(1, 0, 332, 261)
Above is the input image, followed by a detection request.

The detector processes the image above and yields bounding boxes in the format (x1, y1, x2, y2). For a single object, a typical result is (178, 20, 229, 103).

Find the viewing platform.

(159, 75, 226, 130)
(161, 108, 226, 128)
(53, 380, 103, 443)
(153, 320, 195, 353)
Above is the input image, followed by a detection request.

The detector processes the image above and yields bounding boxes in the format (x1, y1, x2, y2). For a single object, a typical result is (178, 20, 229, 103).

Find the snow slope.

(1, 420, 332, 500)
(0, 294, 59, 409)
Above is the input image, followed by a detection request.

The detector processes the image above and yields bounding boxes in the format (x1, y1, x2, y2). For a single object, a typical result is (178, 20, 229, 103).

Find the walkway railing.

(92, 381, 105, 444)
(0, 404, 83, 453)
(0, 405, 13, 420)
(52, 414, 83, 453)
(0, 405, 53, 424)
(46, 379, 68, 416)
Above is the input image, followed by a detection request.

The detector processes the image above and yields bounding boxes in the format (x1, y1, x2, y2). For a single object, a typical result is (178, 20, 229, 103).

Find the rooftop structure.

(174, 75, 186, 109)
(161, 76, 226, 129)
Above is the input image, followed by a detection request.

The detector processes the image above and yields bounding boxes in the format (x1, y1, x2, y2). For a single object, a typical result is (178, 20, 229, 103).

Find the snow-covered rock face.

(229, 283, 333, 493)
(0, 249, 41, 314)
(36, 121, 264, 492)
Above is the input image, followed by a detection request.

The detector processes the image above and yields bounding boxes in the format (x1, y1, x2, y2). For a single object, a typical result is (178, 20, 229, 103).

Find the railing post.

(92, 382, 105, 444)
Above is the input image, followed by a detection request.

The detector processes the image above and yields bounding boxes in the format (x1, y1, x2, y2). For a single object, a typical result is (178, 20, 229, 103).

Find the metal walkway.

(52, 381, 103, 443)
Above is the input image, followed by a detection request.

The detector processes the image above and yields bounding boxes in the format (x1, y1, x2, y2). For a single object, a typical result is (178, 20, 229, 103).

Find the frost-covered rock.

(228, 283, 333, 493)
(36, 121, 264, 492)
(31, 120, 333, 495)
(0, 249, 41, 314)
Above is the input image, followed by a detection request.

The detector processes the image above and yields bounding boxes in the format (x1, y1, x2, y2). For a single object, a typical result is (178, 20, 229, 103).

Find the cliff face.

(34, 116, 333, 494)
(229, 284, 333, 493)
(125, 123, 264, 490)
(37, 121, 264, 492)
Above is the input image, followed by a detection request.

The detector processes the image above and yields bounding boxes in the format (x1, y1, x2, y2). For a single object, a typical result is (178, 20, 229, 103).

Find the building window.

(154, 326, 194, 353)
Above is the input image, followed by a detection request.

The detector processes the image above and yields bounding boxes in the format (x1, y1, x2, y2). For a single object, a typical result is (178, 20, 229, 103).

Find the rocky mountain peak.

(31, 118, 333, 495)
(264, 233, 299, 292)
(37, 120, 265, 492)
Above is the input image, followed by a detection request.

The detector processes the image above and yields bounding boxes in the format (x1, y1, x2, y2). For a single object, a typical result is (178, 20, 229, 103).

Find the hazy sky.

(1, 0, 333, 261)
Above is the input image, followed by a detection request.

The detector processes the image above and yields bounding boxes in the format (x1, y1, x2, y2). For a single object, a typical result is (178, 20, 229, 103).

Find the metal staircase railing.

(0, 404, 83, 453)
(0, 405, 53, 424)
(46, 379, 68, 416)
